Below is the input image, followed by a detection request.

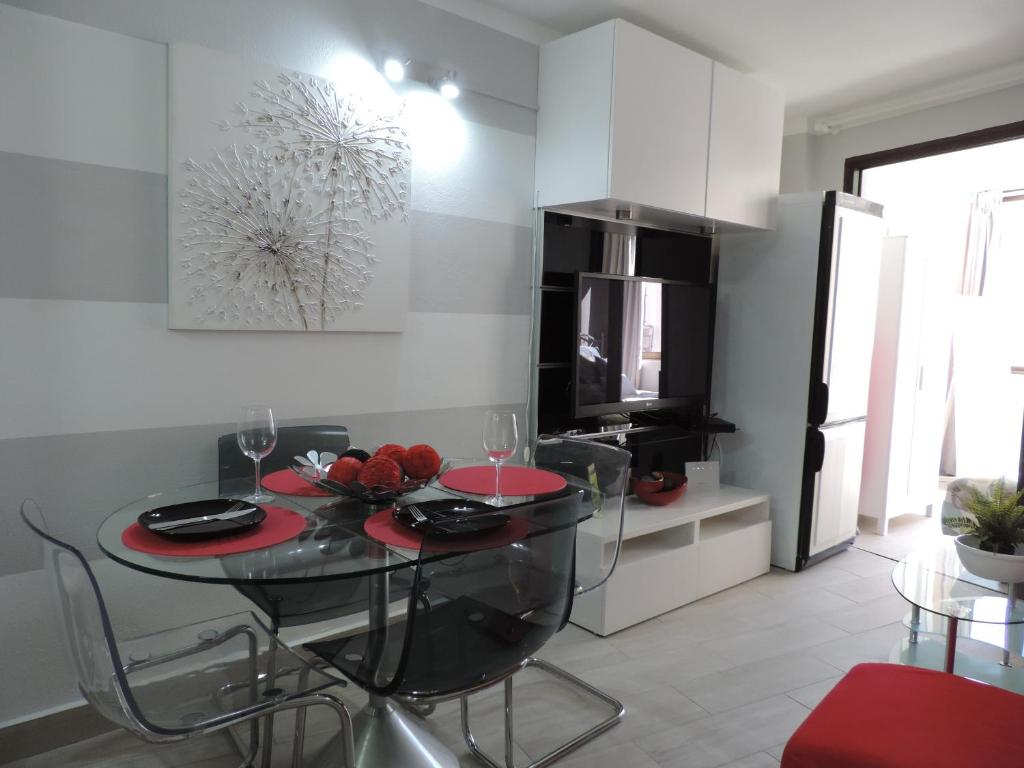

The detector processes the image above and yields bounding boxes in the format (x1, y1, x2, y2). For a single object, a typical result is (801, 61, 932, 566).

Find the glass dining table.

(96, 469, 587, 768)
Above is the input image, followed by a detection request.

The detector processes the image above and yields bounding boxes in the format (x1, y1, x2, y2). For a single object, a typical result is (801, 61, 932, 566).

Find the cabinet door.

(608, 21, 711, 216)
(705, 62, 784, 230)
(810, 420, 866, 556)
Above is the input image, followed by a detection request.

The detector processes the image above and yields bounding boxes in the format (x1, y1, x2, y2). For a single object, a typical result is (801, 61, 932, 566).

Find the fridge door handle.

(808, 381, 829, 426)
(806, 427, 826, 473)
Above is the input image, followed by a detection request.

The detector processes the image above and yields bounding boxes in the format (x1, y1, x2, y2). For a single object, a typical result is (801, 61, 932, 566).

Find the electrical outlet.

(686, 461, 720, 488)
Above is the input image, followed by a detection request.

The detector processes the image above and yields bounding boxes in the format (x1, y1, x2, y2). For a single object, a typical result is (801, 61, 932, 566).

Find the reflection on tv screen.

(577, 275, 709, 415)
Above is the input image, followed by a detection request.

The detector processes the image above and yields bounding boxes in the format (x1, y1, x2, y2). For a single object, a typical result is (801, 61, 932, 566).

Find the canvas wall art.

(169, 43, 411, 331)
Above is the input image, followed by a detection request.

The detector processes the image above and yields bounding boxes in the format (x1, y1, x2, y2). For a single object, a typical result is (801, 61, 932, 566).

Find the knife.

(148, 504, 256, 531)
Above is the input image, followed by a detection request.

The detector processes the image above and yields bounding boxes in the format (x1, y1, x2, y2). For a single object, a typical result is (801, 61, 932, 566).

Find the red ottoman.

(782, 663, 1024, 768)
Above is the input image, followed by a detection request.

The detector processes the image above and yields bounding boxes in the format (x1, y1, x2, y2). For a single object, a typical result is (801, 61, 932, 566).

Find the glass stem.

(495, 460, 503, 506)
(254, 457, 262, 498)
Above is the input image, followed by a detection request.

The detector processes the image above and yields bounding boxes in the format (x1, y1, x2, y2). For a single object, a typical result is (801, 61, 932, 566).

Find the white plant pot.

(954, 535, 1024, 584)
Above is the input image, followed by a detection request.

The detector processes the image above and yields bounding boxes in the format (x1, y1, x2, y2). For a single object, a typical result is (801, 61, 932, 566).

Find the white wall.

(781, 81, 1024, 194)
(0, 1, 540, 727)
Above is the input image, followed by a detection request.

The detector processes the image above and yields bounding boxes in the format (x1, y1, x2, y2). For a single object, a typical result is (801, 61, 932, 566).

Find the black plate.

(139, 499, 266, 541)
(393, 500, 508, 538)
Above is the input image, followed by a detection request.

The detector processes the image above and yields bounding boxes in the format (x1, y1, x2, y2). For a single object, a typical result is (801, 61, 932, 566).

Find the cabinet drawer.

(572, 541, 698, 635)
(696, 520, 771, 599)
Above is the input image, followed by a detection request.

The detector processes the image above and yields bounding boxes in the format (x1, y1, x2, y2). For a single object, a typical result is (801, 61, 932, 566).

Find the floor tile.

(634, 695, 810, 768)
(696, 617, 849, 666)
(818, 592, 911, 633)
(553, 742, 661, 768)
(717, 751, 782, 767)
(675, 652, 839, 714)
(821, 572, 898, 604)
(807, 621, 907, 671)
(747, 564, 862, 599)
(766, 742, 787, 760)
(785, 675, 842, 709)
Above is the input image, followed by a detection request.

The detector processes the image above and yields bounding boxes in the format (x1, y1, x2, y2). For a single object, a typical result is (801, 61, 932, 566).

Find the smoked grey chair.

(21, 500, 355, 768)
(306, 492, 585, 768)
(481, 434, 631, 766)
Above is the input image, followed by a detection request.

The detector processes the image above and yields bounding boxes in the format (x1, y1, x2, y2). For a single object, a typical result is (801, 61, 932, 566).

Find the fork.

(405, 504, 429, 523)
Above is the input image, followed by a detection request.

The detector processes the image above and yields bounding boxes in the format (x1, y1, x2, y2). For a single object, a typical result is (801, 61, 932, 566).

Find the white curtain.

(940, 190, 1004, 476)
(602, 233, 642, 390)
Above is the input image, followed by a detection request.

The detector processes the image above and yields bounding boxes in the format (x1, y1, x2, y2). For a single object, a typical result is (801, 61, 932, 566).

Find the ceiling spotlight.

(439, 74, 460, 100)
(383, 57, 406, 83)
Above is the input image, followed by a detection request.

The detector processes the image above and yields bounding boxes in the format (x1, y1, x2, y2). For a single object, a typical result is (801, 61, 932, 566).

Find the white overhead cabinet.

(536, 19, 783, 231)
(599, 21, 712, 217)
(706, 62, 786, 230)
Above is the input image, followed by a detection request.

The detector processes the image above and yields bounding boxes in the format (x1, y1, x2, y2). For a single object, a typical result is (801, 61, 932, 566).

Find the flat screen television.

(574, 272, 712, 418)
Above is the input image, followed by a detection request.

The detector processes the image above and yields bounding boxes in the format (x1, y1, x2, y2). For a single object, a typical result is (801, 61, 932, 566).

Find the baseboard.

(0, 704, 117, 762)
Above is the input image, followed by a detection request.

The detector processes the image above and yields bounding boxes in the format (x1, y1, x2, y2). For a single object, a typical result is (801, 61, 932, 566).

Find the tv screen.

(575, 273, 711, 418)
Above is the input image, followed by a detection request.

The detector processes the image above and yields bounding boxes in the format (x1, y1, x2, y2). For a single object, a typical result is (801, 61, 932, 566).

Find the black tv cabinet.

(529, 211, 726, 476)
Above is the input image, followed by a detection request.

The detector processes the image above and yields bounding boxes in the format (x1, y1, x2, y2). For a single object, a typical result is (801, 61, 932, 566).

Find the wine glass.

(482, 410, 518, 506)
(237, 405, 277, 503)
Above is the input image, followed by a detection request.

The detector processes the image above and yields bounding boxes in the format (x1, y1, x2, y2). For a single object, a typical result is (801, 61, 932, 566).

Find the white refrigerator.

(713, 191, 885, 570)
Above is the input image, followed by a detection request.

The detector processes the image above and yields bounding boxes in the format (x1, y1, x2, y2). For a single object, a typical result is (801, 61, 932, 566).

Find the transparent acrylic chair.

(306, 492, 584, 768)
(459, 435, 632, 768)
(20, 500, 356, 768)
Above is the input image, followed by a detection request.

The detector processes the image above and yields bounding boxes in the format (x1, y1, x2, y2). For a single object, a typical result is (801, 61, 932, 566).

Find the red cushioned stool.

(782, 663, 1024, 768)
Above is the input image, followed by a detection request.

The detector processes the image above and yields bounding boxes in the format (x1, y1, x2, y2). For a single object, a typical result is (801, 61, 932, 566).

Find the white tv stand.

(571, 484, 771, 636)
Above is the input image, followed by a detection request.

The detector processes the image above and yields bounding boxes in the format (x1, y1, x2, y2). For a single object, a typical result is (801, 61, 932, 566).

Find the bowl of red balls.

(298, 443, 445, 504)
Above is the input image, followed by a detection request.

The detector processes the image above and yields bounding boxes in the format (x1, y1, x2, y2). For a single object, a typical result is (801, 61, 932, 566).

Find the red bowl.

(631, 472, 688, 506)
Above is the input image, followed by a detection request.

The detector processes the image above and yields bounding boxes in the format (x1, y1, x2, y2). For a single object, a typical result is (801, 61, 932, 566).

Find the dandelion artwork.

(169, 43, 412, 331)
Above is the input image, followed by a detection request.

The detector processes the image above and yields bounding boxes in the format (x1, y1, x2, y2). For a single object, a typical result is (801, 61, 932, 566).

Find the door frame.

(843, 119, 1024, 195)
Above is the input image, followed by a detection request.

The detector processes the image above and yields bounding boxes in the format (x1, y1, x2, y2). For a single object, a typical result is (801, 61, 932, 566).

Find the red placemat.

(438, 465, 567, 496)
(121, 506, 308, 557)
(262, 468, 332, 497)
(364, 508, 530, 553)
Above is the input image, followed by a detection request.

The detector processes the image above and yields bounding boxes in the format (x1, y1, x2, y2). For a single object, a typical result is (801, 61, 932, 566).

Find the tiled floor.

(855, 511, 941, 562)
(2, 545, 977, 768)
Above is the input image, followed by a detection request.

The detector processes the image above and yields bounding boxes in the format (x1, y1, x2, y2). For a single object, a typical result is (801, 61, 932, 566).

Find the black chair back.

(307, 491, 582, 700)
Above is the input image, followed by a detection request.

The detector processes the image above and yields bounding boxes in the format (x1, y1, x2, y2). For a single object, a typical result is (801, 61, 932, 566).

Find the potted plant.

(946, 480, 1024, 583)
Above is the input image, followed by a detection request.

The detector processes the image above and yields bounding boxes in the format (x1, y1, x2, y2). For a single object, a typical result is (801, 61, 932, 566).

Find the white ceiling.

(476, 0, 1024, 132)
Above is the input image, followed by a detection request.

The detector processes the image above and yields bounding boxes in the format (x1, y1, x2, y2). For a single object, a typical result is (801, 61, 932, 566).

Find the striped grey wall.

(0, 155, 531, 312)
(411, 211, 533, 314)
(0, 0, 540, 727)
(0, 151, 167, 302)
(2, 0, 541, 111)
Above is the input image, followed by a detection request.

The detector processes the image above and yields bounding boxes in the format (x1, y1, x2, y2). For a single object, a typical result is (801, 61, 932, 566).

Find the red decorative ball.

(358, 456, 403, 489)
(374, 443, 407, 470)
(327, 456, 363, 485)
(403, 444, 442, 480)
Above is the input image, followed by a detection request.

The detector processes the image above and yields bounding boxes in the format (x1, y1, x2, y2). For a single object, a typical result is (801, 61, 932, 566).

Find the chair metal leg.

(460, 657, 625, 768)
(260, 638, 278, 768)
(292, 664, 311, 768)
(503, 677, 515, 768)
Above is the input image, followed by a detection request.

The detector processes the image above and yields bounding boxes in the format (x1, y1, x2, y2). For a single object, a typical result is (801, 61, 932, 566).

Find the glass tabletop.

(892, 537, 1024, 625)
(97, 467, 591, 586)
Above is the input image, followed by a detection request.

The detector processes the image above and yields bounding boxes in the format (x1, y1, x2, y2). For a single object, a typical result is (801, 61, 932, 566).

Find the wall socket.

(686, 461, 720, 488)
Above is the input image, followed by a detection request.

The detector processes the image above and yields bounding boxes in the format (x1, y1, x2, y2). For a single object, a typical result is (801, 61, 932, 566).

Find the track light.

(383, 57, 406, 83)
(439, 73, 460, 100)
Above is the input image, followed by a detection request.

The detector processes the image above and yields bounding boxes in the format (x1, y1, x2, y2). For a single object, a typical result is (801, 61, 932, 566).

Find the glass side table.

(891, 537, 1024, 691)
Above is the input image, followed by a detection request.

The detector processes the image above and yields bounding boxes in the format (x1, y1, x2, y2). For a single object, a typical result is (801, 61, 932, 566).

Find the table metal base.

(349, 696, 458, 768)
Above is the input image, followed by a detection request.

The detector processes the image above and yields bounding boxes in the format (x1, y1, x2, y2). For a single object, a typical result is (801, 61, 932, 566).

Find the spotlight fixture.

(439, 73, 460, 100)
(383, 57, 406, 83)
